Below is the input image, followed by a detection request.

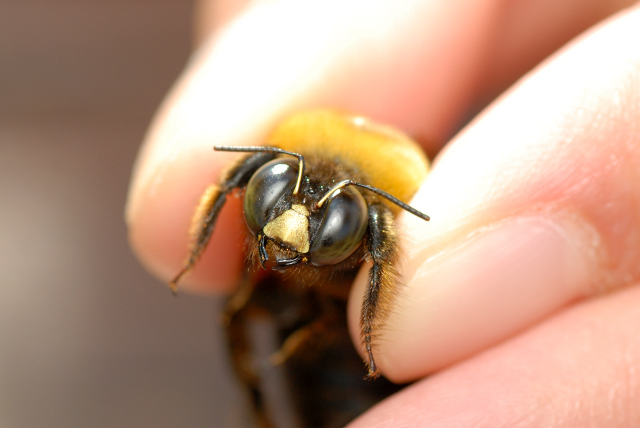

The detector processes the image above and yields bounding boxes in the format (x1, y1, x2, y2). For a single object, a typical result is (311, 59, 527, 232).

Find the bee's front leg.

(361, 202, 398, 379)
(169, 151, 276, 292)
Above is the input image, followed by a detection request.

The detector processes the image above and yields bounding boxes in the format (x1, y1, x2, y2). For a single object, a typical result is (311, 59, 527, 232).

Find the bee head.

(243, 158, 368, 269)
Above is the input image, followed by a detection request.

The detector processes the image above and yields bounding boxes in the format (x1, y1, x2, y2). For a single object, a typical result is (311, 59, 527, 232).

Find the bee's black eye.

(309, 187, 367, 266)
(244, 158, 298, 234)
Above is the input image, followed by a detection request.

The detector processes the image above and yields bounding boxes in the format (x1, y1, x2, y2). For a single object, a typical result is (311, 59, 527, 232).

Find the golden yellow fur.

(267, 109, 429, 213)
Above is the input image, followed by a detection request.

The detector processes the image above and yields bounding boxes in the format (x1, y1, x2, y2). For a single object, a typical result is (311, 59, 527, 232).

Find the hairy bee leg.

(221, 266, 257, 327)
(169, 152, 276, 292)
(268, 303, 336, 366)
(268, 322, 319, 366)
(361, 203, 398, 379)
(223, 270, 275, 428)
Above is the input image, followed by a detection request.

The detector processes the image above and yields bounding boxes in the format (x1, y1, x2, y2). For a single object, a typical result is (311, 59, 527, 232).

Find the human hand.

(126, 0, 640, 425)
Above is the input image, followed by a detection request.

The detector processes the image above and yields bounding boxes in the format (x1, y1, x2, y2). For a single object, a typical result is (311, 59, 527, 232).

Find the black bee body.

(227, 273, 404, 428)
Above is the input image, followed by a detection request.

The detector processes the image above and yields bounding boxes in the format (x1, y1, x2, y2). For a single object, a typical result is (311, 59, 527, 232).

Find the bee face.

(243, 157, 369, 269)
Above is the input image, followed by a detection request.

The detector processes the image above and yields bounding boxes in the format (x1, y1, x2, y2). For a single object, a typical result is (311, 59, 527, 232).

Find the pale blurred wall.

(0, 2, 249, 427)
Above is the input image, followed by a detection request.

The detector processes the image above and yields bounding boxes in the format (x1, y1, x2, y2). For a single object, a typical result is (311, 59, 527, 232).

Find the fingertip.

(349, 284, 640, 427)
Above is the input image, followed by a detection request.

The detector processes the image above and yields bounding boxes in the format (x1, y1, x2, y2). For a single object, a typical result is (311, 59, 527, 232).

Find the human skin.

(127, 0, 640, 426)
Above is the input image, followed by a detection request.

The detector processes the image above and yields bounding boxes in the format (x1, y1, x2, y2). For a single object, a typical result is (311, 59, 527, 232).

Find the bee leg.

(223, 270, 275, 428)
(169, 152, 276, 293)
(361, 202, 398, 379)
(221, 265, 257, 326)
(268, 302, 337, 366)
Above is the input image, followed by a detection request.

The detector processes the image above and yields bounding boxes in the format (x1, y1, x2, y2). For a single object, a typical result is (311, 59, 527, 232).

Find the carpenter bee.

(171, 110, 430, 427)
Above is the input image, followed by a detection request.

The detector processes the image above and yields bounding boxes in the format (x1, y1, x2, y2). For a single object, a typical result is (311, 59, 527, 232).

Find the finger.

(126, 0, 632, 293)
(474, 0, 636, 103)
(349, 284, 640, 427)
(348, 4, 640, 381)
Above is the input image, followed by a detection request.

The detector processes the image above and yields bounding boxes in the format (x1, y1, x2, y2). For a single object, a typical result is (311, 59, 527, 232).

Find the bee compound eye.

(309, 187, 368, 266)
(244, 158, 299, 234)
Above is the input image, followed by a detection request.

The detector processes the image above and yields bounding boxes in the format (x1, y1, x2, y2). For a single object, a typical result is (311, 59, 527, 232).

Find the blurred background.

(0, 2, 250, 426)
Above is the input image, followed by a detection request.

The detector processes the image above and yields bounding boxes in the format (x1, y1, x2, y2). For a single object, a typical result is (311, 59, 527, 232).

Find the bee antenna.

(316, 180, 430, 222)
(214, 146, 305, 195)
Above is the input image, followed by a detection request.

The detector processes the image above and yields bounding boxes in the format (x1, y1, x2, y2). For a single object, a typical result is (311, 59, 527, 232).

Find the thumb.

(349, 4, 640, 383)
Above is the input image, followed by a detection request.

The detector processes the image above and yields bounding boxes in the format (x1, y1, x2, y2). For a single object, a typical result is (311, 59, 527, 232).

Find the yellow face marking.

(263, 204, 310, 253)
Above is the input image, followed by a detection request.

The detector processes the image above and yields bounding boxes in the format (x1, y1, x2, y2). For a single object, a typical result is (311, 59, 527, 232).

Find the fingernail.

(378, 215, 597, 382)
